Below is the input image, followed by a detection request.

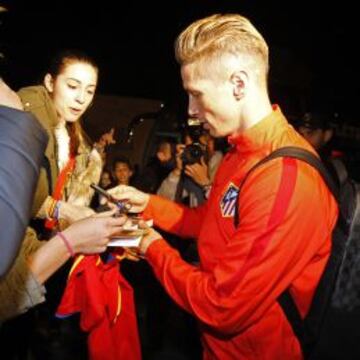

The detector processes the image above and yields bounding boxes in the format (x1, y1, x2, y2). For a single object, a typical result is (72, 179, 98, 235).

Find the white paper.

(108, 236, 141, 247)
(107, 218, 153, 247)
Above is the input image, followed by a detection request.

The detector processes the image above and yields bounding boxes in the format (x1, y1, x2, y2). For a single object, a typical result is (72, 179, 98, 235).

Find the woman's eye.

(68, 84, 77, 90)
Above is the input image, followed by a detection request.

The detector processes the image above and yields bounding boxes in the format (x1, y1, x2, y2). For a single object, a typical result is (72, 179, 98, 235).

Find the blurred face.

(157, 142, 172, 163)
(44, 62, 98, 123)
(100, 171, 112, 188)
(298, 126, 329, 150)
(113, 162, 133, 186)
(181, 62, 241, 137)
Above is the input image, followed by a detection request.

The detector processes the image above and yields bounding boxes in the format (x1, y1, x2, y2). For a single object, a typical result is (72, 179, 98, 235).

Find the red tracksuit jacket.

(142, 106, 338, 359)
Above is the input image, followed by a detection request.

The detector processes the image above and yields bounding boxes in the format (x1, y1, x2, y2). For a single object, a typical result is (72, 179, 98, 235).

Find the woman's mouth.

(69, 108, 82, 116)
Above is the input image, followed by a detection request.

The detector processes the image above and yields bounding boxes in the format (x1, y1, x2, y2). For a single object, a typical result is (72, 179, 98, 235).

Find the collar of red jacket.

(227, 105, 289, 155)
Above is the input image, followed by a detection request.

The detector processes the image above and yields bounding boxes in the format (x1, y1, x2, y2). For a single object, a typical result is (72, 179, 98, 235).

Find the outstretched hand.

(107, 185, 150, 213)
(138, 221, 162, 256)
(62, 211, 127, 254)
(97, 128, 116, 148)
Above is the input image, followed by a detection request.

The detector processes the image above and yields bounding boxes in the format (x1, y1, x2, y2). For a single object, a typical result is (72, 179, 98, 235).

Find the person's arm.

(27, 234, 72, 285)
(0, 228, 46, 321)
(156, 168, 181, 200)
(107, 185, 208, 239)
(28, 211, 126, 284)
(157, 147, 184, 201)
(0, 80, 48, 276)
(143, 194, 208, 239)
(0, 213, 126, 321)
(36, 196, 95, 224)
(142, 159, 338, 334)
(93, 128, 116, 155)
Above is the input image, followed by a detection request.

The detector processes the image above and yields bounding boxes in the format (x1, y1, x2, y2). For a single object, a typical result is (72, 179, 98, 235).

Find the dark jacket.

(0, 105, 48, 276)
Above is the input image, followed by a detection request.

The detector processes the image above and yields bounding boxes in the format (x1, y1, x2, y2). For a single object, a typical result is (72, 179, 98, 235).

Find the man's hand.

(138, 222, 162, 256)
(0, 79, 23, 110)
(185, 157, 210, 187)
(106, 185, 150, 213)
(94, 128, 116, 150)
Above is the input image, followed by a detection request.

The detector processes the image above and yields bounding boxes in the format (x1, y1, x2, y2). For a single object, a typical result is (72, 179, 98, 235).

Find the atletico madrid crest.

(220, 183, 239, 217)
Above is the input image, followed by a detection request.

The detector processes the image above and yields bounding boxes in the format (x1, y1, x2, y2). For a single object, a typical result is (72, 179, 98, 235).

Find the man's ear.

(44, 73, 54, 93)
(230, 70, 248, 100)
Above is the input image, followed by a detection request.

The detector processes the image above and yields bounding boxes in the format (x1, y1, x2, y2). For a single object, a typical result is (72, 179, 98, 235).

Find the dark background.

(1, 1, 359, 120)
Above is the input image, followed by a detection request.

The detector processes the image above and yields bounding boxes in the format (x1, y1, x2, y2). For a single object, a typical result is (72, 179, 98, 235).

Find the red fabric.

(56, 253, 141, 360)
(219, 157, 298, 296)
(142, 106, 338, 359)
(45, 157, 75, 229)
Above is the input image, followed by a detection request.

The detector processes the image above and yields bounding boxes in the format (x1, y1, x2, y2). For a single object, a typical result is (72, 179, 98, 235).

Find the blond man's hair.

(175, 14, 269, 79)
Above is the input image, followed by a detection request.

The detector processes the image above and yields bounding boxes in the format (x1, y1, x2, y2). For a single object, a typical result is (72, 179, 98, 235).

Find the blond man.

(109, 14, 337, 359)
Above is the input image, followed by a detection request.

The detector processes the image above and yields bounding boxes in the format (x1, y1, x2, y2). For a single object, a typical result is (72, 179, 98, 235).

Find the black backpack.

(235, 146, 360, 359)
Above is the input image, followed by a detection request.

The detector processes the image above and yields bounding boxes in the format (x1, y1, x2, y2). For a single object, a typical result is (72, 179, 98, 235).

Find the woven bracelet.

(57, 232, 75, 257)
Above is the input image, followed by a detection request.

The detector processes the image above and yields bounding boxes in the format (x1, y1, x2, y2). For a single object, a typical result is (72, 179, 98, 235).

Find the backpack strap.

(247, 147, 338, 196)
(330, 157, 348, 187)
(234, 146, 340, 357)
(234, 146, 339, 227)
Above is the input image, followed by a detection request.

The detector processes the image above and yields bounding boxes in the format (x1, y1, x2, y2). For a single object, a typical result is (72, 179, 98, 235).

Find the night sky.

(1, 1, 359, 119)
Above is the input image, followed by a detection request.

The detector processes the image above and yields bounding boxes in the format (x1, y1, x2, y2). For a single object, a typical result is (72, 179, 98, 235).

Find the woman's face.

(44, 62, 98, 123)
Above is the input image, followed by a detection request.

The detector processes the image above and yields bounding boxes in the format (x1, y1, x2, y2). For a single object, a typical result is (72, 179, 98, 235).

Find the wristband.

(57, 232, 75, 257)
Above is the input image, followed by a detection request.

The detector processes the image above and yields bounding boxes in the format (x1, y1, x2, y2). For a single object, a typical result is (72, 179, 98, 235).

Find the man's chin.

(209, 128, 221, 138)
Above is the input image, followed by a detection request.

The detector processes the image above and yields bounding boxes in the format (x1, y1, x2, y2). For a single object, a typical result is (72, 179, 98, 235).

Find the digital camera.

(181, 143, 205, 166)
(181, 124, 207, 166)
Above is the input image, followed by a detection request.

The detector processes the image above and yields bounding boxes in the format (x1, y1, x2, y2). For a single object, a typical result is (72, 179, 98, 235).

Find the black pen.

(90, 183, 131, 213)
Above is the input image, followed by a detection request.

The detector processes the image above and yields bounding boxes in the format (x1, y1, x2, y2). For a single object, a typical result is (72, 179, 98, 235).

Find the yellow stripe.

(68, 255, 85, 278)
(114, 285, 122, 323)
(96, 257, 102, 266)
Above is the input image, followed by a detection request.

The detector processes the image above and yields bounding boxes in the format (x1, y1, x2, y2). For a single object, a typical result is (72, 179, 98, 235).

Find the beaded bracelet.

(57, 232, 75, 257)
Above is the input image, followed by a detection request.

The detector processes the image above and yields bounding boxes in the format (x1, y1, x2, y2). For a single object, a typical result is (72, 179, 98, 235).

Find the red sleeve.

(142, 194, 209, 239)
(145, 158, 338, 334)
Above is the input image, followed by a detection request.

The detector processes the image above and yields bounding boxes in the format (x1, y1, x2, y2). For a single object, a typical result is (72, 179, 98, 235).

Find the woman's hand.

(62, 211, 127, 254)
(58, 201, 95, 224)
